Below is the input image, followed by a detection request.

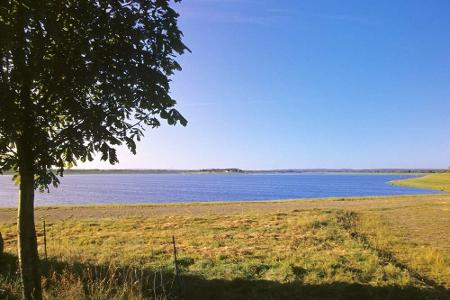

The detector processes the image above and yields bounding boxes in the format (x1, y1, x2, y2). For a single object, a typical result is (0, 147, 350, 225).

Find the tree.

(0, 1, 188, 299)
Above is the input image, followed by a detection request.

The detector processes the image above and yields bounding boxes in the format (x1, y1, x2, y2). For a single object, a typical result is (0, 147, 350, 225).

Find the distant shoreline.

(1, 168, 446, 175)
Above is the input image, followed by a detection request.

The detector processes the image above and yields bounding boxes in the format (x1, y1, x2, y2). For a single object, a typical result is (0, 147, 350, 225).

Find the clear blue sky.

(82, 0, 450, 170)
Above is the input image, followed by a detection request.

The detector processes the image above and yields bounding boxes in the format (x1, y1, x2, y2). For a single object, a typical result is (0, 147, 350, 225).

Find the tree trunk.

(17, 155, 42, 300)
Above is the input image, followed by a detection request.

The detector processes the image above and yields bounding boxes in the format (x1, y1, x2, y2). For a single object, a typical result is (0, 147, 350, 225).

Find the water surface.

(0, 173, 442, 207)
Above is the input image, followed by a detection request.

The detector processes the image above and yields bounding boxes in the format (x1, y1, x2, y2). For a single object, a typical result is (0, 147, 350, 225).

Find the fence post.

(43, 219, 48, 262)
(172, 235, 179, 277)
(171, 235, 185, 297)
(0, 232, 3, 256)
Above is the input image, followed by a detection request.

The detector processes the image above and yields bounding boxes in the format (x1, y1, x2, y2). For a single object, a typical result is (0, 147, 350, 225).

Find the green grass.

(391, 172, 450, 192)
(1, 195, 450, 299)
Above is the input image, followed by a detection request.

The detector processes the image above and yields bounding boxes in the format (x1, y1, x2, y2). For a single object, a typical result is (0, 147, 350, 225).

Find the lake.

(0, 173, 443, 207)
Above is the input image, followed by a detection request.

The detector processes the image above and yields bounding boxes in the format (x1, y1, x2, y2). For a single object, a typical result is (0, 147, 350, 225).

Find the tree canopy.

(0, 0, 188, 190)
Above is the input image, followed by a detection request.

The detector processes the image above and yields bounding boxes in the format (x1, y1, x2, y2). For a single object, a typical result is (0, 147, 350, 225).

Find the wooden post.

(42, 220, 47, 263)
(171, 235, 185, 298)
(172, 235, 178, 277)
(0, 232, 3, 256)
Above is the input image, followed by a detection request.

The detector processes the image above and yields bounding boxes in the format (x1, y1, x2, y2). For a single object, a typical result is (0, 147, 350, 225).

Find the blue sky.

(82, 0, 450, 169)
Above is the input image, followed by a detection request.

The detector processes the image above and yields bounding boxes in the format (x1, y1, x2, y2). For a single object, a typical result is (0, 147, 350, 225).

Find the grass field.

(391, 172, 450, 192)
(1, 174, 450, 299)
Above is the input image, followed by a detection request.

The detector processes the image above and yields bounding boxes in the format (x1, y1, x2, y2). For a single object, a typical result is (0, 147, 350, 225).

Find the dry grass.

(356, 210, 450, 288)
(1, 191, 450, 299)
(1, 193, 449, 222)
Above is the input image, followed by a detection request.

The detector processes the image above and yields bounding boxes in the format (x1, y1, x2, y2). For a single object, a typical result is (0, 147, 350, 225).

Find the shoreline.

(0, 191, 446, 210)
(0, 169, 444, 176)
(1, 193, 449, 223)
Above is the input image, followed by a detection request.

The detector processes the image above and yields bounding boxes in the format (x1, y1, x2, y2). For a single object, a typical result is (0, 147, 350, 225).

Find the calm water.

(0, 173, 442, 207)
